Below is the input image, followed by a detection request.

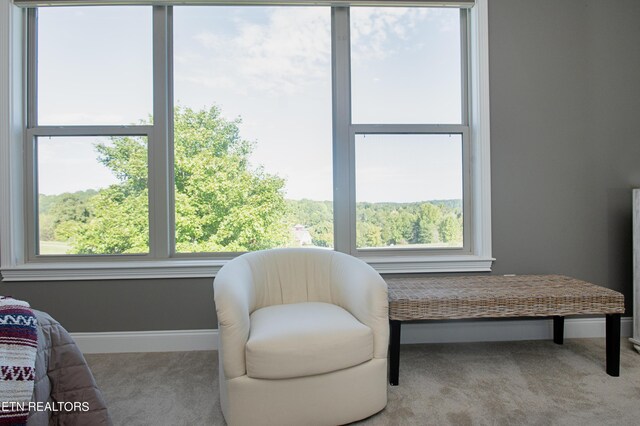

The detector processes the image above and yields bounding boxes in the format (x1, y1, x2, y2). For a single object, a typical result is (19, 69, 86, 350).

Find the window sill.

(0, 254, 494, 282)
(362, 254, 495, 274)
(0, 259, 224, 282)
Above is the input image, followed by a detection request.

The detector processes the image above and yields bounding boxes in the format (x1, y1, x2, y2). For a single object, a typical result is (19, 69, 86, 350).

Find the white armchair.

(214, 248, 388, 426)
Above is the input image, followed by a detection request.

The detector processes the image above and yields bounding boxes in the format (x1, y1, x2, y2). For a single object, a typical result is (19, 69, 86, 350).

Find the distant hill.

(39, 189, 98, 214)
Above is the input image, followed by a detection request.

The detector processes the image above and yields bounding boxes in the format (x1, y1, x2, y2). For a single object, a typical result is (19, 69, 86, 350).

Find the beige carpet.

(85, 338, 640, 426)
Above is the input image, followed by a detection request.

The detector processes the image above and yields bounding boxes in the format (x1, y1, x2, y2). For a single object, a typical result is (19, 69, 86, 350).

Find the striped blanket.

(0, 297, 38, 426)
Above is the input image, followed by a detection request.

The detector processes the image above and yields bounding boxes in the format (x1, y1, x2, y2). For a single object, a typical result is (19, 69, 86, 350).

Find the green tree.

(39, 192, 92, 244)
(357, 221, 383, 248)
(415, 203, 442, 244)
(379, 209, 414, 246)
(39, 213, 56, 241)
(71, 106, 289, 254)
(73, 186, 149, 254)
(397, 209, 417, 243)
(309, 220, 333, 247)
(438, 215, 461, 243)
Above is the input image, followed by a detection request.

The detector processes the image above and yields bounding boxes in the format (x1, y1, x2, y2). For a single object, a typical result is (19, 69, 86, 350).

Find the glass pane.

(37, 7, 152, 125)
(350, 8, 462, 124)
(37, 136, 149, 255)
(355, 134, 463, 249)
(173, 7, 333, 253)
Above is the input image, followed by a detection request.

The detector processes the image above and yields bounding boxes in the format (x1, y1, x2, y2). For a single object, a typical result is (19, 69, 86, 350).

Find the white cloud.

(175, 7, 457, 97)
(178, 8, 331, 96)
(350, 7, 430, 60)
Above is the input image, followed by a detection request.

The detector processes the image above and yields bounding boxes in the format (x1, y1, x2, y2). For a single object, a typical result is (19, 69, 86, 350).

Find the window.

(355, 134, 465, 250)
(347, 6, 469, 257)
(36, 6, 152, 125)
(27, 6, 154, 261)
(172, 6, 333, 253)
(350, 7, 462, 124)
(0, 0, 492, 281)
(37, 136, 150, 255)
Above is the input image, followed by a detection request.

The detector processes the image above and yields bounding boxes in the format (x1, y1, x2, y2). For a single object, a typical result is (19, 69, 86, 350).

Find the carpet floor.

(85, 338, 640, 426)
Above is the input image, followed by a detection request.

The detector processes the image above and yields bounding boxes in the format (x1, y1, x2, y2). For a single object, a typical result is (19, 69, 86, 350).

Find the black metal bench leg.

(389, 320, 401, 386)
(605, 314, 621, 377)
(553, 316, 564, 344)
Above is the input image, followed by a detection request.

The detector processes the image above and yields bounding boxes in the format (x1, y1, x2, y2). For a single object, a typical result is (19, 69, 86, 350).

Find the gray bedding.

(27, 310, 112, 426)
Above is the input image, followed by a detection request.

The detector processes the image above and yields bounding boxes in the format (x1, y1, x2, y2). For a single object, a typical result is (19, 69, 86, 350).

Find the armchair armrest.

(330, 252, 389, 359)
(214, 256, 256, 380)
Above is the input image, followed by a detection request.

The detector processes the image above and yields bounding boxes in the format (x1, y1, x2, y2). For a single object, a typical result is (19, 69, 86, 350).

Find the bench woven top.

(386, 275, 624, 321)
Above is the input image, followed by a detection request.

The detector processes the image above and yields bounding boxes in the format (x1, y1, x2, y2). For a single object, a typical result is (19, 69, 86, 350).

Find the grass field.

(40, 240, 72, 255)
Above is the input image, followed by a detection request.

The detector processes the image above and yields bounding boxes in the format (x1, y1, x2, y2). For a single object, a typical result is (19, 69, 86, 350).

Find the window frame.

(350, 127, 471, 254)
(26, 127, 155, 260)
(0, 0, 493, 281)
(343, 7, 470, 258)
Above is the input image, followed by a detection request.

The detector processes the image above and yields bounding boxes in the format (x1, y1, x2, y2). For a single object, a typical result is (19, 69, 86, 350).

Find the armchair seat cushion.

(246, 302, 373, 379)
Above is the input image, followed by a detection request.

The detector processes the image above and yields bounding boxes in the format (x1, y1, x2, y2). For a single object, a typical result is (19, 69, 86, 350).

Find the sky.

(37, 5, 463, 203)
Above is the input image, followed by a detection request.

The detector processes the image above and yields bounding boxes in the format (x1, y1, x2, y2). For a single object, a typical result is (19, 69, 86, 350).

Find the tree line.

(286, 199, 462, 248)
(40, 192, 462, 252)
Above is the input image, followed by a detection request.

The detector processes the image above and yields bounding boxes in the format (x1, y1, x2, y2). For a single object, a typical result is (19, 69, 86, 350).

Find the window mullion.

(331, 6, 354, 255)
(150, 5, 172, 259)
(29, 125, 154, 136)
(26, 9, 36, 128)
(351, 124, 468, 134)
(25, 10, 37, 260)
(460, 8, 469, 126)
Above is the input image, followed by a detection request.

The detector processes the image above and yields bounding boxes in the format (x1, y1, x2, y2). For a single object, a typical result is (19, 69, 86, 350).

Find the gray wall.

(2, 0, 640, 332)
(0, 279, 217, 332)
(488, 0, 640, 315)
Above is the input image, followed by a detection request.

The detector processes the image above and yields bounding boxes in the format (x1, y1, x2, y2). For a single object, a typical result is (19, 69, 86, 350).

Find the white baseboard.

(71, 329, 218, 354)
(71, 317, 633, 354)
(400, 317, 633, 344)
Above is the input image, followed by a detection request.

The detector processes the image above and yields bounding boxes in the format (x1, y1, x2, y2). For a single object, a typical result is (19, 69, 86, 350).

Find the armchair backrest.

(240, 248, 335, 310)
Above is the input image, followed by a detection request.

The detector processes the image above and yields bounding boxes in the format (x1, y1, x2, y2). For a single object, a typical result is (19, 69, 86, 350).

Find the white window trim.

(0, 0, 492, 282)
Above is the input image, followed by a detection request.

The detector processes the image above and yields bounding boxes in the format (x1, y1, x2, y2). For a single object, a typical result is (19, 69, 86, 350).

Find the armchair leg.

(605, 314, 621, 377)
(389, 320, 401, 386)
(553, 316, 564, 344)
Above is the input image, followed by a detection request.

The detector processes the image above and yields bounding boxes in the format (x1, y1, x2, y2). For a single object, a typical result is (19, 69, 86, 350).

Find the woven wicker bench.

(386, 275, 625, 385)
